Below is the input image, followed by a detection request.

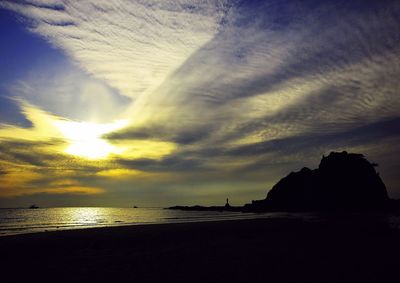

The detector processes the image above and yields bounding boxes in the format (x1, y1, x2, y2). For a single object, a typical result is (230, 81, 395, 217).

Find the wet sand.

(1, 217, 399, 282)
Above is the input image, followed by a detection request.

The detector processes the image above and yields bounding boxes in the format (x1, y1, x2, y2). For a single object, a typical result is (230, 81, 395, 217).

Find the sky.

(0, 0, 399, 208)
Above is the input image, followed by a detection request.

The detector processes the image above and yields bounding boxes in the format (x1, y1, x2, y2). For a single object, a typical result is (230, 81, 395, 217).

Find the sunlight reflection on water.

(0, 207, 275, 236)
(0, 208, 397, 236)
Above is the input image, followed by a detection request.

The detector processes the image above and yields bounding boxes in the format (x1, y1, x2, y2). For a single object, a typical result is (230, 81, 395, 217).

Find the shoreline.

(0, 210, 283, 238)
(0, 214, 257, 238)
(1, 209, 394, 238)
(1, 212, 308, 238)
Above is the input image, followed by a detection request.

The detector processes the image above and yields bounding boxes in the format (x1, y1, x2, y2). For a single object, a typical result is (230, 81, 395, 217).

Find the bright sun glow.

(54, 119, 129, 159)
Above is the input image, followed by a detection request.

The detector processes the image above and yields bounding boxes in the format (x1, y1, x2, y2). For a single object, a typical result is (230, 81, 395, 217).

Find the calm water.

(0, 207, 284, 236)
(1, 208, 399, 236)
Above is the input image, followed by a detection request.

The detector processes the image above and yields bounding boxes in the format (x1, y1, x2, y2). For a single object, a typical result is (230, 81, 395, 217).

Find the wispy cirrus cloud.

(108, 1, 400, 154)
(1, 0, 231, 99)
(1, 0, 400, 204)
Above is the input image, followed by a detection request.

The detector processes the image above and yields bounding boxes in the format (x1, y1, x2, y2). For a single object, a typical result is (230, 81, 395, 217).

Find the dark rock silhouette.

(169, 151, 392, 212)
(245, 151, 389, 211)
(168, 204, 241, 212)
(168, 198, 241, 212)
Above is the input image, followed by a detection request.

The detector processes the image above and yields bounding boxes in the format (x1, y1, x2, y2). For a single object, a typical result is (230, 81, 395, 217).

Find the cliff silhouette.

(244, 151, 389, 212)
(169, 151, 394, 212)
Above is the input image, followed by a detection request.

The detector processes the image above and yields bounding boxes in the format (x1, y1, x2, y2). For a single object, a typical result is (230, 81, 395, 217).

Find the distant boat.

(133, 205, 138, 208)
(29, 204, 39, 209)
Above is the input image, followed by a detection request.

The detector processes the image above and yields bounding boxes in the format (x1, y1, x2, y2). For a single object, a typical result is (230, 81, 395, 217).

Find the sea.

(0, 207, 285, 236)
(1, 207, 400, 237)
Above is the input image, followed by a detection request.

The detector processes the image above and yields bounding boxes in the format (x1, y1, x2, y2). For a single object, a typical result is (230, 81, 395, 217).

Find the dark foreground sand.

(1, 216, 400, 283)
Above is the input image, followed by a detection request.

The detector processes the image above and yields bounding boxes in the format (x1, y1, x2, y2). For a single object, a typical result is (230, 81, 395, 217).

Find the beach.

(1, 216, 399, 283)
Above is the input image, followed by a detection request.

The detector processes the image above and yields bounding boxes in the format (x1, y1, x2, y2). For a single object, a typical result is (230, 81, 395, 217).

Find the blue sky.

(0, 0, 399, 207)
(0, 8, 62, 126)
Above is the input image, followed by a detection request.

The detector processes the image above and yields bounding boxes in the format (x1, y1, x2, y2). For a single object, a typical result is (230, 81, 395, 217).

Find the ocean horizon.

(2, 207, 400, 237)
(0, 207, 287, 236)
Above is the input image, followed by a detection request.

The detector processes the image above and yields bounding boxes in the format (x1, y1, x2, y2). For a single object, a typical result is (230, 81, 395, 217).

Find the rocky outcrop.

(245, 151, 389, 211)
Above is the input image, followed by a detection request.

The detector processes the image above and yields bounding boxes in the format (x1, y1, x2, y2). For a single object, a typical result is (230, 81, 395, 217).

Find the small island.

(169, 198, 242, 212)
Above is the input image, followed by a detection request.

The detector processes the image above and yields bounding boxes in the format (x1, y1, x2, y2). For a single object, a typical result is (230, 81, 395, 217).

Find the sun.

(54, 120, 128, 159)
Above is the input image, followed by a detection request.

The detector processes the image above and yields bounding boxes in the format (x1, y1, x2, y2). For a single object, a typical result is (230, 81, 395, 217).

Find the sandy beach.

(1, 216, 399, 283)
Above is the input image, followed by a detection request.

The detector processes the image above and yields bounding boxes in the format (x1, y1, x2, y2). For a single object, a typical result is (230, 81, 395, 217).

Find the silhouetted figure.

(245, 151, 389, 211)
(225, 198, 230, 208)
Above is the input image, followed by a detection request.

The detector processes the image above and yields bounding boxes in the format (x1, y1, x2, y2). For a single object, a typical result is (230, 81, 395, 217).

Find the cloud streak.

(1, 0, 400, 204)
(1, 0, 231, 98)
